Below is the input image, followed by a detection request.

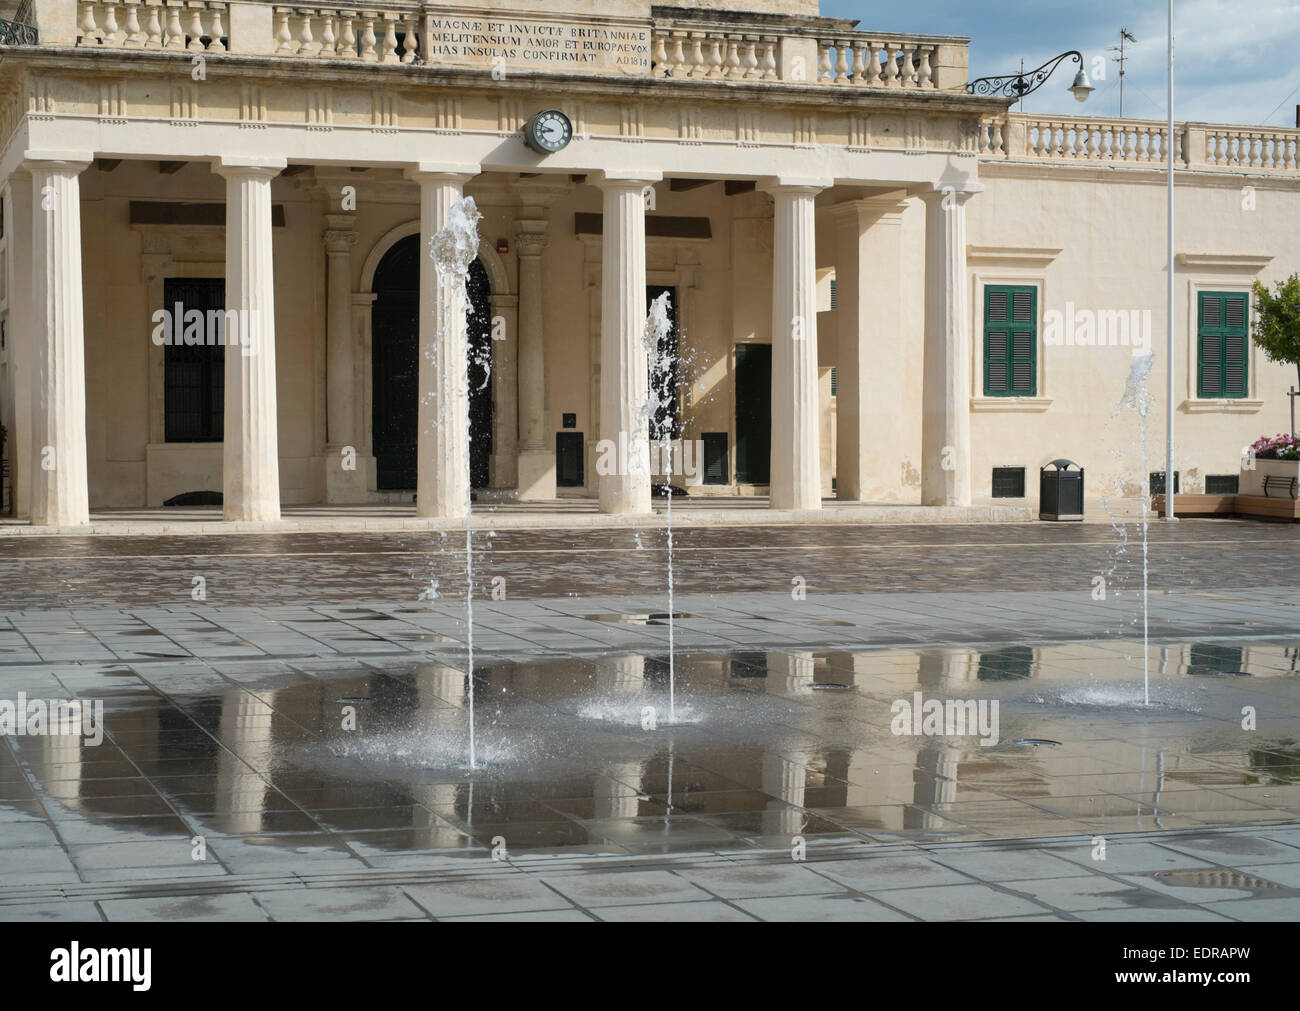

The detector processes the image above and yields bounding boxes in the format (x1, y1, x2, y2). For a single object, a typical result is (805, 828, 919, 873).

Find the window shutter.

(1198, 292, 1249, 399)
(1222, 293, 1248, 397)
(984, 285, 1037, 396)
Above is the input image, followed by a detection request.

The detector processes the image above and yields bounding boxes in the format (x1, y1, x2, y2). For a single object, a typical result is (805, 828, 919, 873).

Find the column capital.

(516, 217, 549, 257)
(324, 214, 358, 254)
(921, 181, 984, 205)
(213, 156, 286, 180)
(593, 170, 662, 190)
(758, 176, 832, 195)
(22, 151, 93, 174)
(403, 163, 480, 184)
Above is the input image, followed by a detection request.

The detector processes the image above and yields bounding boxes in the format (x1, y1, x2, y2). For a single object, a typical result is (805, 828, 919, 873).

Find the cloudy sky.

(820, 0, 1300, 128)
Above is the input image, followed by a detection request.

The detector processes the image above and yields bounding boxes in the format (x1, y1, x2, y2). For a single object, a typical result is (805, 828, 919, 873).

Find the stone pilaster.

(921, 185, 980, 507)
(27, 155, 93, 527)
(515, 216, 555, 500)
(832, 194, 910, 502)
(487, 293, 519, 489)
(5, 170, 34, 520)
(215, 157, 285, 523)
(765, 181, 828, 512)
(596, 174, 659, 515)
(323, 213, 367, 502)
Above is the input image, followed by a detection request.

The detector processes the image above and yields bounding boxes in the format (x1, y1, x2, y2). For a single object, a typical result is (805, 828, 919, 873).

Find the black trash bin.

(1040, 459, 1084, 521)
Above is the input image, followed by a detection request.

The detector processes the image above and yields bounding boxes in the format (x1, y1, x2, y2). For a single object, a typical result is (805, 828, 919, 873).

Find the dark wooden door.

(371, 237, 492, 490)
(163, 277, 225, 443)
(734, 342, 771, 485)
(371, 236, 420, 490)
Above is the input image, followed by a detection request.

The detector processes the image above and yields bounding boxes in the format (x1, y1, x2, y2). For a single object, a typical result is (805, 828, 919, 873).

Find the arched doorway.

(370, 234, 493, 490)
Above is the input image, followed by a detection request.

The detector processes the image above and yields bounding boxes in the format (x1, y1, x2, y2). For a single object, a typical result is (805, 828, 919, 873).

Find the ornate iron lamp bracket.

(966, 51, 1084, 99)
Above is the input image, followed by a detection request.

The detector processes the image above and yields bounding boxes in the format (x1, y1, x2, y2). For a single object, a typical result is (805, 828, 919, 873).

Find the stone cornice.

(0, 47, 1004, 117)
(967, 245, 1062, 268)
(1176, 253, 1273, 272)
(980, 159, 1300, 189)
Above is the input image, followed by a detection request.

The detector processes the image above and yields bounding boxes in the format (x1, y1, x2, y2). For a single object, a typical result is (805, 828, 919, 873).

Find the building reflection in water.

(9, 641, 1295, 851)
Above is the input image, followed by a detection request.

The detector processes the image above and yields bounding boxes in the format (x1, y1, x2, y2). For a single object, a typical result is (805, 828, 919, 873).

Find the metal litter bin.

(1040, 459, 1084, 521)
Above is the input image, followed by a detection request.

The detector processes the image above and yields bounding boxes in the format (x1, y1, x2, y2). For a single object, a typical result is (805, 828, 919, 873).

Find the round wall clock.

(523, 109, 573, 154)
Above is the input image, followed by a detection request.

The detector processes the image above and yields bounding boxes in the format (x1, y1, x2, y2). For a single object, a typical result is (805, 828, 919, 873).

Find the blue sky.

(820, 0, 1300, 127)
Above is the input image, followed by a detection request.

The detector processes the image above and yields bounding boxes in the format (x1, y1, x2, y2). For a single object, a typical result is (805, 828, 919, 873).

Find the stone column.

(215, 157, 285, 523)
(5, 170, 34, 520)
(27, 154, 93, 527)
(515, 216, 556, 499)
(487, 293, 518, 489)
(323, 213, 365, 502)
(404, 166, 478, 519)
(596, 173, 659, 515)
(920, 185, 980, 507)
(765, 180, 828, 512)
(833, 194, 909, 502)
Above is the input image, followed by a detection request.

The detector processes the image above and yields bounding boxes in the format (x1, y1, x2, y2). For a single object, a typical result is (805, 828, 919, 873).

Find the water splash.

(644, 292, 677, 722)
(1119, 352, 1155, 706)
(574, 697, 701, 726)
(432, 195, 484, 768)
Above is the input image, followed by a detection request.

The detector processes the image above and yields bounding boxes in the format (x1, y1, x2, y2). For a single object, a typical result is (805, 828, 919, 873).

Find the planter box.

(1241, 458, 1300, 499)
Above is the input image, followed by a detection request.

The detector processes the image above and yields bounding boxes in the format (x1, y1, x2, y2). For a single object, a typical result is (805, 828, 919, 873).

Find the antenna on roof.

(1106, 27, 1138, 118)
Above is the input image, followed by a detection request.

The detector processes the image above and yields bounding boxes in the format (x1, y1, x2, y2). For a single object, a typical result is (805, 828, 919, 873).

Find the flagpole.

(1165, 0, 1177, 520)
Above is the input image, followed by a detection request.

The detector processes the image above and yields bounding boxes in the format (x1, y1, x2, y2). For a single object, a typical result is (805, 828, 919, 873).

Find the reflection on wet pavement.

(3, 638, 1299, 883)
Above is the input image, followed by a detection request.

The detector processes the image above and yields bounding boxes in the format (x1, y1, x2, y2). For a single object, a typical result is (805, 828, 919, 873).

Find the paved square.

(1, 521, 1298, 920)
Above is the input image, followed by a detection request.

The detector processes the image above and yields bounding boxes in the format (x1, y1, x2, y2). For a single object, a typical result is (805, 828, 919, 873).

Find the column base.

(321, 448, 375, 504)
(516, 448, 557, 501)
(489, 449, 518, 490)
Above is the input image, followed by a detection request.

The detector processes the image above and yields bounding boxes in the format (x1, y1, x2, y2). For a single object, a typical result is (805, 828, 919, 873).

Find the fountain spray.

(1120, 352, 1155, 706)
(431, 195, 485, 767)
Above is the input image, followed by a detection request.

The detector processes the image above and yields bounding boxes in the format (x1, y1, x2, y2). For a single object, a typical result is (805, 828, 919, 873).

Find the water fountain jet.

(430, 195, 485, 767)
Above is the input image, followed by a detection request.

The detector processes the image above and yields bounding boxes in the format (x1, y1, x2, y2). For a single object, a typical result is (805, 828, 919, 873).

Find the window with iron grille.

(1149, 471, 1180, 496)
(983, 285, 1037, 396)
(992, 466, 1026, 498)
(1205, 474, 1239, 495)
(163, 278, 225, 443)
(1197, 292, 1249, 398)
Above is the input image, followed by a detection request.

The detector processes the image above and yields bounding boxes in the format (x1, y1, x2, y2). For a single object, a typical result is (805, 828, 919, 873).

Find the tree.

(1253, 274, 1300, 400)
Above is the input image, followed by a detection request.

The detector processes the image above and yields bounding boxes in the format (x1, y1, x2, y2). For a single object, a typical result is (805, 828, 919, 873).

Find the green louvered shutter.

(1198, 292, 1249, 398)
(984, 285, 1037, 396)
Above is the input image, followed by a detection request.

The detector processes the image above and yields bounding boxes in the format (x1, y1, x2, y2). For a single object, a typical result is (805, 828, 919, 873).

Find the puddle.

(7, 638, 1299, 856)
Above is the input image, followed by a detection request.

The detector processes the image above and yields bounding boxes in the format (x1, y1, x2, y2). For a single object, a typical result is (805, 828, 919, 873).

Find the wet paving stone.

(1, 520, 1298, 919)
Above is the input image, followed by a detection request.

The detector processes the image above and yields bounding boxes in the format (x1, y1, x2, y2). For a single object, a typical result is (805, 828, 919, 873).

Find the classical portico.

(0, 0, 1013, 526)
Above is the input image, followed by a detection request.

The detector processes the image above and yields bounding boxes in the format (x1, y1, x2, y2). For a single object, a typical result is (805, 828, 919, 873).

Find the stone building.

(0, 0, 1295, 524)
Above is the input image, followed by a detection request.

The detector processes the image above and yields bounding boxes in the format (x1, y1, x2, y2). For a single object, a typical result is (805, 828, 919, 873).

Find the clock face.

(526, 110, 573, 154)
